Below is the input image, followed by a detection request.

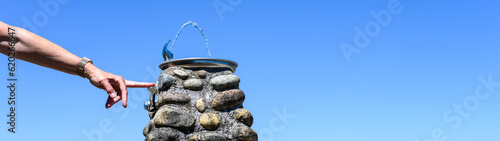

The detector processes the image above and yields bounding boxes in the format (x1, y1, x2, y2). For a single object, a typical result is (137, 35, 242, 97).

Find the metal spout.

(162, 40, 174, 61)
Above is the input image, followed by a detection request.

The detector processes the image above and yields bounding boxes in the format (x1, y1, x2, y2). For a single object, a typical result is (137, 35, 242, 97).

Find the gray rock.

(153, 106, 195, 131)
(145, 127, 183, 141)
(183, 79, 203, 90)
(232, 126, 258, 141)
(158, 74, 177, 91)
(199, 132, 226, 141)
(210, 74, 240, 90)
(173, 70, 188, 79)
(211, 89, 245, 111)
(156, 93, 191, 107)
(143, 119, 155, 136)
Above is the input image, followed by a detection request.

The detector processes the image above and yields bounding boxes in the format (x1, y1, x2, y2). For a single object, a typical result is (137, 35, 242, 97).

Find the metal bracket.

(144, 86, 157, 112)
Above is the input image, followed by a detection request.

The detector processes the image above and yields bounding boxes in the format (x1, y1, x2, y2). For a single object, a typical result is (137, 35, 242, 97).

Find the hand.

(84, 63, 155, 108)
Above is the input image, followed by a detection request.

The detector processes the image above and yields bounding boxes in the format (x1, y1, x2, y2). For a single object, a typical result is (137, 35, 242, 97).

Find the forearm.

(0, 21, 82, 76)
(1, 21, 155, 109)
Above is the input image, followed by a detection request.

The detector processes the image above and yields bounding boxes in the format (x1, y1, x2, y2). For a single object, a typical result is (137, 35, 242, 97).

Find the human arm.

(0, 21, 154, 108)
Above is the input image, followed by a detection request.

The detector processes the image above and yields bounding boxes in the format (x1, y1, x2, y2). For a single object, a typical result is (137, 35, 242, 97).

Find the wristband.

(76, 57, 92, 78)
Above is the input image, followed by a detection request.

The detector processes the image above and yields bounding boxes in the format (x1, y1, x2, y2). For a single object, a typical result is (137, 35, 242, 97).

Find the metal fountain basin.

(159, 58, 238, 72)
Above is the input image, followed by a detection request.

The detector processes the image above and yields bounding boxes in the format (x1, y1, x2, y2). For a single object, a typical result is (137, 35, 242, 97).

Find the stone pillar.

(143, 66, 258, 141)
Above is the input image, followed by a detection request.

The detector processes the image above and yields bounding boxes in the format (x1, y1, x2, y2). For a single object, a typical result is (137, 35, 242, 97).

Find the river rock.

(145, 127, 183, 141)
(143, 119, 155, 136)
(183, 79, 203, 90)
(199, 113, 221, 130)
(173, 70, 188, 79)
(156, 93, 191, 107)
(158, 73, 177, 91)
(233, 108, 253, 127)
(199, 132, 226, 141)
(210, 75, 240, 90)
(195, 98, 206, 112)
(153, 106, 195, 131)
(232, 126, 258, 141)
(211, 89, 245, 111)
(196, 70, 207, 79)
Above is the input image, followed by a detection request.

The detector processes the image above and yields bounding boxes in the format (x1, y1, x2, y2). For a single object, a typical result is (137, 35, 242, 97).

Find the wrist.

(83, 63, 97, 79)
(76, 57, 94, 78)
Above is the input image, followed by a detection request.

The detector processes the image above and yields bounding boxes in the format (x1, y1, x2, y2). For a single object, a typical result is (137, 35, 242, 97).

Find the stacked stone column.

(143, 66, 258, 141)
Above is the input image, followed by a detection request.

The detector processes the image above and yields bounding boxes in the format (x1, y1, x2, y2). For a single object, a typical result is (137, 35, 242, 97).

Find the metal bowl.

(159, 58, 238, 72)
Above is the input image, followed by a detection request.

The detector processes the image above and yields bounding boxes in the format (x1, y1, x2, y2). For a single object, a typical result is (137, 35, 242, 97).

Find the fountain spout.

(162, 40, 173, 61)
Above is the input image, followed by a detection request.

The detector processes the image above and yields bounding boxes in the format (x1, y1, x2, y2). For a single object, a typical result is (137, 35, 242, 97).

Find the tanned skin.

(0, 21, 155, 109)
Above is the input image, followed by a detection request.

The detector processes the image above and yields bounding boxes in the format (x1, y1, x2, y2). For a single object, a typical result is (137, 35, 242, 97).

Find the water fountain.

(143, 21, 258, 141)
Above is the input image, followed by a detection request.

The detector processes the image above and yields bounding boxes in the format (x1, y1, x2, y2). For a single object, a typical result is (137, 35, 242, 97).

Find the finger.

(100, 79, 117, 97)
(105, 95, 113, 108)
(109, 92, 118, 99)
(125, 80, 156, 88)
(111, 84, 122, 104)
(113, 95, 121, 104)
(107, 93, 121, 108)
(115, 76, 128, 108)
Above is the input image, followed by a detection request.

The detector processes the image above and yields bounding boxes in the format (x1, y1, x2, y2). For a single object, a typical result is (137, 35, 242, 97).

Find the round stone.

(158, 73, 177, 91)
(195, 98, 206, 113)
(232, 126, 258, 141)
(199, 113, 221, 130)
(145, 127, 183, 141)
(156, 93, 191, 107)
(233, 108, 253, 127)
(145, 130, 171, 141)
(210, 74, 240, 90)
(211, 89, 245, 111)
(153, 106, 195, 131)
(174, 70, 188, 79)
(143, 119, 155, 136)
(196, 70, 207, 79)
(199, 132, 226, 141)
(183, 79, 203, 90)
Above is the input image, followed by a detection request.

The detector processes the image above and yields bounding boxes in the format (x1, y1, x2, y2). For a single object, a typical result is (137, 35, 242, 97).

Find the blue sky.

(2, 0, 500, 141)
